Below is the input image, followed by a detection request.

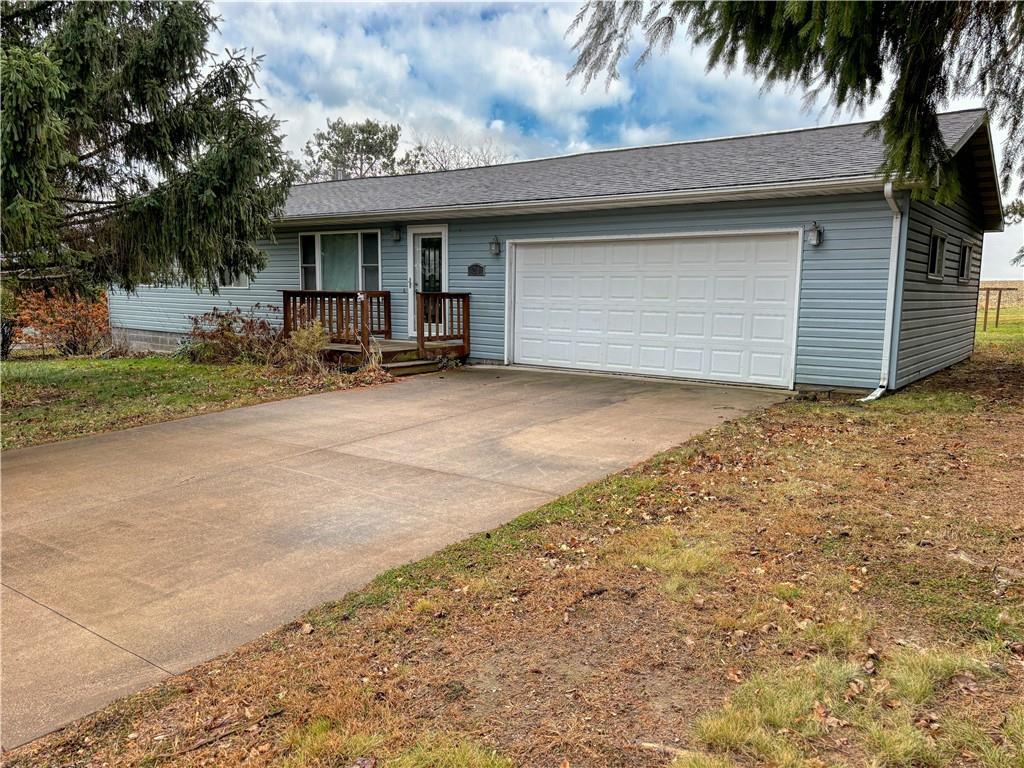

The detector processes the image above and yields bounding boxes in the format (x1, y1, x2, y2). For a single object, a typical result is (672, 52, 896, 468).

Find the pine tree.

(299, 118, 401, 182)
(1, 1, 294, 292)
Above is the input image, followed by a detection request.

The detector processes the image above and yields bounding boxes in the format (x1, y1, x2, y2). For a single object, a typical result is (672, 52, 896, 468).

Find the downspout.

(860, 182, 902, 402)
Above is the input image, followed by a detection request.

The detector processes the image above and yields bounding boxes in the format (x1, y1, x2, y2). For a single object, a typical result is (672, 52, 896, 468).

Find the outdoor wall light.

(391, 224, 402, 242)
(805, 221, 824, 246)
(489, 236, 502, 256)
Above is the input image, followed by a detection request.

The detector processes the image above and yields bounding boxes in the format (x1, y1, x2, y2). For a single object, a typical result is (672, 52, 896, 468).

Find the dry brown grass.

(7, 344, 1023, 768)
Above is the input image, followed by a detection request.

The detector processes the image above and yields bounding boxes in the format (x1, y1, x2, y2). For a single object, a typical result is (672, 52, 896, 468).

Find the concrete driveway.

(1, 366, 780, 747)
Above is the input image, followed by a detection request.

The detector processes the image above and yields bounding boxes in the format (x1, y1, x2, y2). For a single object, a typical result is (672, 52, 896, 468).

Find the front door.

(408, 227, 447, 335)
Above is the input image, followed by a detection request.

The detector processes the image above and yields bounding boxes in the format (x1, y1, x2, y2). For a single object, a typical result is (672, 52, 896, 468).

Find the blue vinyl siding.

(108, 231, 302, 334)
(109, 193, 896, 389)
(892, 187, 984, 388)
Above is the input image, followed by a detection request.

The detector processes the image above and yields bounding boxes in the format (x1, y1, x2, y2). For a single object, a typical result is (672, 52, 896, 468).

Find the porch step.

(384, 358, 441, 377)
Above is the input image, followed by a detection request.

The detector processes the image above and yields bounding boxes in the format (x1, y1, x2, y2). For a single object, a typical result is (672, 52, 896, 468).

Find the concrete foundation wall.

(111, 326, 183, 353)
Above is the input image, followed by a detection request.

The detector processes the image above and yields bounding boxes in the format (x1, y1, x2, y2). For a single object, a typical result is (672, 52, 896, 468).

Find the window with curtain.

(320, 234, 359, 291)
(298, 232, 382, 291)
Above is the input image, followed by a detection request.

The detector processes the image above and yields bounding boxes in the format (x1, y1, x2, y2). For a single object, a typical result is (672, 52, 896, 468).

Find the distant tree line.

(297, 118, 513, 183)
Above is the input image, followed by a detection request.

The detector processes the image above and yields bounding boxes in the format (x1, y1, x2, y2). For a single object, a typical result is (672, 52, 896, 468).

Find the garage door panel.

(678, 241, 713, 265)
(609, 276, 638, 299)
(641, 241, 675, 265)
(713, 239, 755, 264)
(519, 276, 547, 299)
(754, 276, 790, 302)
(550, 245, 575, 266)
(713, 276, 748, 301)
(547, 308, 574, 332)
(549, 276, 575, 298)
(677, 276, 709, 300)
(673, 348, 704, 373)
(711, 313, 745, 340)
(638, 345, 669, 371)
(520, 307, 546, 331)
(607, 310, 636, 334)
(751, 314, 788, 342)
(605, 344, 634, 367)
(609, 243, 640, 265)
(709, 349, 744, 376)
(674, 312, 706, 337)
(750, 353, 785, 379)
(576, 309, 603, 333)
(755, 238, 795, 265)
(514, 233, 798, 387)
(573, 341, 603, 365)
(578, 276, 604, 299)
(639, 311, 670, 336)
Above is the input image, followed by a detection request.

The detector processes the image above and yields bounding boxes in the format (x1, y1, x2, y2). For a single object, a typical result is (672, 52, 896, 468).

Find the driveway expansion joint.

(1, 583, 173, 676)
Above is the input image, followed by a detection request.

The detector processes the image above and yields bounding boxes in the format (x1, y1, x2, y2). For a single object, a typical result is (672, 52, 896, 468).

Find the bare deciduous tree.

(399, 135, 513, 174)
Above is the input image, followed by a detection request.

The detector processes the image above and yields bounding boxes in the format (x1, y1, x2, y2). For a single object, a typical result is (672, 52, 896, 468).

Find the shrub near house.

(15, 291, 109, 356)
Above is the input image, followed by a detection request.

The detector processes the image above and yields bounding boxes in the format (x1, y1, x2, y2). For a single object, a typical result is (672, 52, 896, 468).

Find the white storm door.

(406, 225, 448, 336)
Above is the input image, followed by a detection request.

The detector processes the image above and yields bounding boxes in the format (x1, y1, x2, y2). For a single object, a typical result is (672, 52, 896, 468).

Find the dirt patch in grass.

(0, 355, 390, 450)
(6, 344, 1023, 767)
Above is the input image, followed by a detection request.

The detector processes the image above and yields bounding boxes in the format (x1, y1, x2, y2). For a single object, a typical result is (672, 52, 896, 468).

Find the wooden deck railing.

(281, 290, 392, 348)
(416, 292, 471, 358)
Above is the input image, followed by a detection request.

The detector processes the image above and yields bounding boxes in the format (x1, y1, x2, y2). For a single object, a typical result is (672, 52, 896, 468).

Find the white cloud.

(212, 1, 1020, 277)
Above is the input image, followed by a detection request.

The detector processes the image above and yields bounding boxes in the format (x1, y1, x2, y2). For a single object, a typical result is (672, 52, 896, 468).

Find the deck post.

(461, 294, 471, 357)
(383, 292, 393, 339)
(282, 292, 292, 338)
(359, 292, 370, 354)
(416, 292, 426, 358)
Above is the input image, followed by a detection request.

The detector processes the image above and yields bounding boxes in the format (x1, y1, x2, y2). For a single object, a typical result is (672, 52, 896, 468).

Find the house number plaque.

(468, 263, 486, 277)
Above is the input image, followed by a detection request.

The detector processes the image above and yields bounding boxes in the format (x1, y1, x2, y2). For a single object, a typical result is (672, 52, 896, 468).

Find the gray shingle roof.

(283, 109, 987, 219)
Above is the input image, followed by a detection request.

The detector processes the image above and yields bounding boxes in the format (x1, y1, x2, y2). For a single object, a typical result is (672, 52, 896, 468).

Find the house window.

(361, 232, 380, 290)
(298, 231, 382, 291)
(927, 231, 947, 279)
(300, 234, 317, 289)
(218, 270, 249, 289)
(958, 242, 973, 281)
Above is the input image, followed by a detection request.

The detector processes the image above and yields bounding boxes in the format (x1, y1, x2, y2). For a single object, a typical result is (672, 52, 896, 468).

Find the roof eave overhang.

(274, 175, 885, 228)
(948, 113, 1004, 231)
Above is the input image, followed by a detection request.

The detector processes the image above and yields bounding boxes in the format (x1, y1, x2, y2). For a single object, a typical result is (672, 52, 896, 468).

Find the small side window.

(300, 234, 317, 290)
(958, 242, 973, 281)
(927, 232, 947, 279)
(218, 270, 249, 289)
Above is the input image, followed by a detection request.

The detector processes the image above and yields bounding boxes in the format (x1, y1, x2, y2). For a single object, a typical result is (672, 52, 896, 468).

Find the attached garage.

(508, 232, 801, 387)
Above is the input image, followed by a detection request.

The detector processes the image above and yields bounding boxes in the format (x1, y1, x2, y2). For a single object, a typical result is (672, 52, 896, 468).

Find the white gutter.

(860, 181, 902, 402)
(277, 175, 884, 227)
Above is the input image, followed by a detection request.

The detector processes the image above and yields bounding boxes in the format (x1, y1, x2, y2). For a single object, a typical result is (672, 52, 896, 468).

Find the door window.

(417, 235, 444, 292)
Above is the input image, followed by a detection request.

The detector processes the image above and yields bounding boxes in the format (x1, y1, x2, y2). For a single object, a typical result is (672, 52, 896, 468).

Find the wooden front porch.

(280, 290, 471, 368)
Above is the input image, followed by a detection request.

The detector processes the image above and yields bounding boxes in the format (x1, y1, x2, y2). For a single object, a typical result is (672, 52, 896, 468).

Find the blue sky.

(214, 1, 1022, 279)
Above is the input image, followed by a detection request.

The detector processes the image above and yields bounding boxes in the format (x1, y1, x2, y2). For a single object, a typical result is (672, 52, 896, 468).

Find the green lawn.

(976, 304, 1023, 352)
(0, 355, 365, 450)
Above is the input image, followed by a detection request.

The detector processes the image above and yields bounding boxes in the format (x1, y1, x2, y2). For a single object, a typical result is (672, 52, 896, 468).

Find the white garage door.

(512, 232, 799, 387)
